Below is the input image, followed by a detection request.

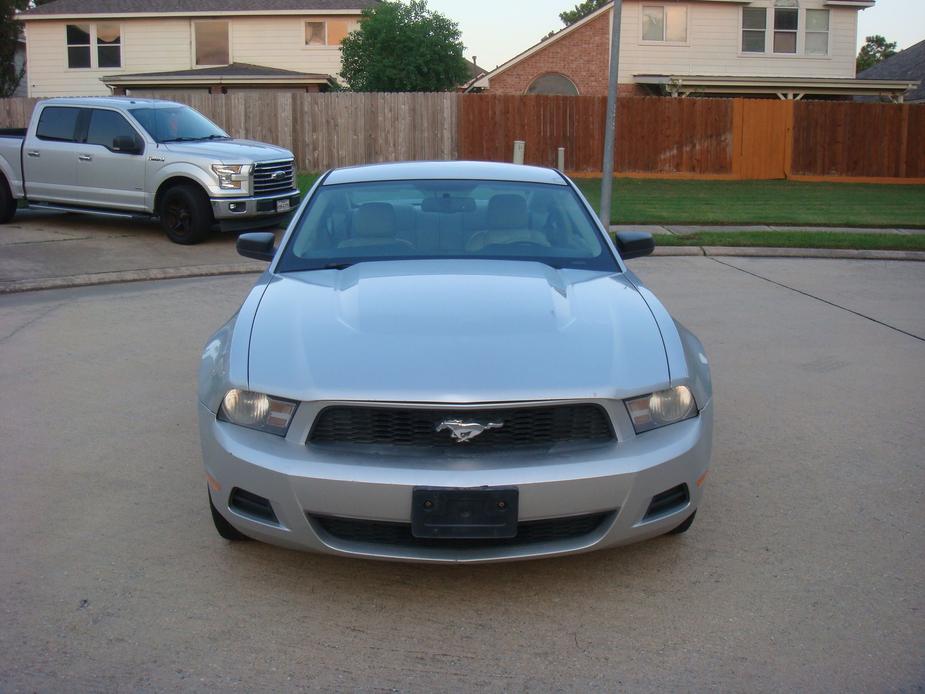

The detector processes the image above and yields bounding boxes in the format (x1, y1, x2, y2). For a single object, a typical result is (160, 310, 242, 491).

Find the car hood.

(162, 138, 292, 163)
(247, 260, 669, 403)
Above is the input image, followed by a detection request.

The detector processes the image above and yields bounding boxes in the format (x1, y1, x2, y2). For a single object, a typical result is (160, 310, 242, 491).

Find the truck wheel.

(210, 490, 250, 541)
(159, 184, 213, 245)
(0, 175, 16, 225)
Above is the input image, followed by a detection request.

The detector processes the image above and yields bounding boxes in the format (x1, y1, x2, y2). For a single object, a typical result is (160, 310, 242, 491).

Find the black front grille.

(311, 512, 612, 549)
(253, 160, 295, 196)
(308, 404, 614, 449)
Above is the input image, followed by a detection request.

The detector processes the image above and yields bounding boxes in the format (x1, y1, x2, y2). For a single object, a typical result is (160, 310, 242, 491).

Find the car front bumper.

(198, 401, 713, 563)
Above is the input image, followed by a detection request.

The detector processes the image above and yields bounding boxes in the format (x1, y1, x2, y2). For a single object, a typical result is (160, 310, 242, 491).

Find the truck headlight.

(211, 164, 250, 190)
(218, 389, 297, 436)
(625, 386, 697, 434)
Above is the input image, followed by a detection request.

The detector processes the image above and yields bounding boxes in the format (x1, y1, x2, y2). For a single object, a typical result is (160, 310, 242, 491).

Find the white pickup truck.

(0, 97, 301, 244)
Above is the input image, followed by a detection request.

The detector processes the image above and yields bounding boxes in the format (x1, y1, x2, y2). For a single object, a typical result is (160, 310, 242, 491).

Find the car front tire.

(209, 491, 250, 541)
(667, 510, 697, 535)
(159, 184, 213, 245)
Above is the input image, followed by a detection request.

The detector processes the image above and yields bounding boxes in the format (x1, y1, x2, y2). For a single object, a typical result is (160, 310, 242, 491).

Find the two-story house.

(17, 0, 379, 98)
(471, 0, 916, 101)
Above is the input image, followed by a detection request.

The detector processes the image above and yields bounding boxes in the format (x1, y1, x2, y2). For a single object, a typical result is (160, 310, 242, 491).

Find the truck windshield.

(277, 179, 619, 273)
(129, 106, 229, 143)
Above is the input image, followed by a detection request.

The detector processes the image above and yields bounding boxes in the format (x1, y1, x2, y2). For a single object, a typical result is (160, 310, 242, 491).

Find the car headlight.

(625, 386, 697, 434)
(211, 164, 250, 190)
(218, 389, 297, 436)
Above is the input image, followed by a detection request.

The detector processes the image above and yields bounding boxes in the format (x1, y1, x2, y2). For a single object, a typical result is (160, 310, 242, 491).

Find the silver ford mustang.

(198, 162, 713, 563)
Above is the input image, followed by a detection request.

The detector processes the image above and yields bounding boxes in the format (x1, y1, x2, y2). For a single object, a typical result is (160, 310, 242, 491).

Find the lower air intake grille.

(229, 488, 278, 524)
(643, 484, 690, 521)
(308, 404, 614, 449)
(311, 513, 612, 549)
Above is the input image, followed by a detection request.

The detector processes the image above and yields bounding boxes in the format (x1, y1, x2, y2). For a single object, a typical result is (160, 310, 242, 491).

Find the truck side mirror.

(112, 134, 143, 154)
(237, 232, 277, 262)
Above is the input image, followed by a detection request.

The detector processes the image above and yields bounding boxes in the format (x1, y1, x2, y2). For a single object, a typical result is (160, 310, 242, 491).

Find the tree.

(1, 0, 29, 97)
(340, 0, 469, 92)
(559, 0, 610, 26)
(856, 35, 897, 73)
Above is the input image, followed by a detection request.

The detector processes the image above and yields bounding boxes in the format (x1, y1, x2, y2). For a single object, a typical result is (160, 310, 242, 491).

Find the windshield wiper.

(321, 262, 356, 271)
(160, 135, 229, 143)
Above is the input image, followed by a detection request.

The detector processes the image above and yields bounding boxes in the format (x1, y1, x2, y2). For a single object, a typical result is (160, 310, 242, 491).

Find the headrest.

(353, 202, 396, 238)
(487, 194, 529, 230)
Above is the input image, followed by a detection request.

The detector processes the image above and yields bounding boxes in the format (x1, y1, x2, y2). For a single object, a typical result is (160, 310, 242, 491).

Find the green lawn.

(654, 231, 925, 251)
(297, 173, 925, 229)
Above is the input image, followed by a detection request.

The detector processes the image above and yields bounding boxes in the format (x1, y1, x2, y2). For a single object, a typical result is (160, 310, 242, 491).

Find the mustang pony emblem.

(436, 419, 504, 443)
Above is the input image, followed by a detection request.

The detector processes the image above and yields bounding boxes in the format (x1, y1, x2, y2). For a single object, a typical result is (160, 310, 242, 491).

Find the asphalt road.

(1, 257, 923, 692)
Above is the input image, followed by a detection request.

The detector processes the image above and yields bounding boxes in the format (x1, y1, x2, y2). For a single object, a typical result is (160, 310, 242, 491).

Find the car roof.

(323, 161, 568, 186)
(40, 97, 184, 109)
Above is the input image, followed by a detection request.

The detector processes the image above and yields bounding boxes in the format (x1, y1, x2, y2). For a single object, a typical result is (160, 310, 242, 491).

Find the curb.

(0, 263, 262, 295)
(2, 248, 923, 295)
(652, 246, 925, 262)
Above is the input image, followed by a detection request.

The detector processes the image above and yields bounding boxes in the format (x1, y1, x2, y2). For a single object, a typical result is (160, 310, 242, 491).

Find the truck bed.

(0, 128, 26, 138)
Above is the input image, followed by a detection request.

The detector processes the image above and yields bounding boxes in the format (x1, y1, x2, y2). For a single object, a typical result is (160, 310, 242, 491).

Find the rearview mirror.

(112, 134, 143, 154)
(615, 231, 655, 260)
(237, 232, 277, 261)
(421, 196, 476, 214)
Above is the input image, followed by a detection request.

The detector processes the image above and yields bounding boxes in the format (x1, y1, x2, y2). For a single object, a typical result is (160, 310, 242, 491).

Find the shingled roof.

(20, 0, 378, 16)
(858, 39, 925, 102)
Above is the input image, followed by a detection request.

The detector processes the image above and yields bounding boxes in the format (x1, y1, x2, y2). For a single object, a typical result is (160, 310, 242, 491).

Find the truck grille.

(253, 160, 295, 196)
(310, 512, 613, 549)
(308, 404, 614, 449)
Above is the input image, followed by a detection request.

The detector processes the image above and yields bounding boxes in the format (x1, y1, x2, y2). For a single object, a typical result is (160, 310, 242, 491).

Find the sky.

(425, 0, 925, 71)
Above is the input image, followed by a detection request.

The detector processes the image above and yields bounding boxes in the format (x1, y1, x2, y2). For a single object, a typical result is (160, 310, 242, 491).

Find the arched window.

(526, 73, 579, 96)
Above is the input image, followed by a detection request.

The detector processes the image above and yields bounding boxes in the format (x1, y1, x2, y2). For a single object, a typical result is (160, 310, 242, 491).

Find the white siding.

(617, 0, 859, 82)
(23, 14, 360, 97)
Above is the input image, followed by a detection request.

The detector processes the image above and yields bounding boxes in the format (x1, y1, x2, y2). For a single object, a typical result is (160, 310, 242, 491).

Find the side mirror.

(237, 232, 277, 261)
(112, 134, 143, 154)
(615, 231, 655, 260)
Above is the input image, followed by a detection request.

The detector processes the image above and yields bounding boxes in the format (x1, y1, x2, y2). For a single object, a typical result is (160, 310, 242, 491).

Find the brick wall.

(486, 9, 644, 97)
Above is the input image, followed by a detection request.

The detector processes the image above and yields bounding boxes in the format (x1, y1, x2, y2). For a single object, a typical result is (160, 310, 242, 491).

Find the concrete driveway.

(0, 257, 922, 691)
(0, 210, 266, 291)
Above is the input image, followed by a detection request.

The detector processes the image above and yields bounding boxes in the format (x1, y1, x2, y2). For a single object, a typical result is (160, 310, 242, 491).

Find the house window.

(195, 20, 230, 66)
(67, 23, 121, 69)
(66, 24, 91, 68)
(305, 21, 326, 46)
(642, 5, 687, 43)
(96, 23, 121, 68)
(773, 8, 798, 54)
(741, 8, 767, 53)
(526, 73, 579, 96)
(805, 9, 830, 56)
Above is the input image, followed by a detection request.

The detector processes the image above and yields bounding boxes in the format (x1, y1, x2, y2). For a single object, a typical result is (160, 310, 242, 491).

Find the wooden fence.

(0, 93, 922, 181)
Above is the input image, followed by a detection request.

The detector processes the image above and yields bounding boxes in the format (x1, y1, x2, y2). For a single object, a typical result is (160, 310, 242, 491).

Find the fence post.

(557, 147, 565, 171)
(513, 140, 525, 165)
(783, 99, 795, 180)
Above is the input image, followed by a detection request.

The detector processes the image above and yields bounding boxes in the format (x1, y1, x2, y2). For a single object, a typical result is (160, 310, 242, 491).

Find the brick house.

(472, 0, 915, 101)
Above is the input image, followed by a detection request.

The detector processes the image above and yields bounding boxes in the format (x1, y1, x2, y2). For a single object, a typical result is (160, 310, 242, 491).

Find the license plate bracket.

(411, 488, 519, 539)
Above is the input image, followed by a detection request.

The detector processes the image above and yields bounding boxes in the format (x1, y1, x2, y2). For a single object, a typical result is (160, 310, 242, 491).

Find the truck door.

(22, 106, 81, 204)
(76, 108, 147, 211)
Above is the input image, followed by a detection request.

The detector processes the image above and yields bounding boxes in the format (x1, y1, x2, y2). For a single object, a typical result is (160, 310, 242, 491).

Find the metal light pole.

(599, 0, 623, 227)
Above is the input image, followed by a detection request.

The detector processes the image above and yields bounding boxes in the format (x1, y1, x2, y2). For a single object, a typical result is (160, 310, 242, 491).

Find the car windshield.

(129, 106, 229, 143)
(277, 179, 619, 272)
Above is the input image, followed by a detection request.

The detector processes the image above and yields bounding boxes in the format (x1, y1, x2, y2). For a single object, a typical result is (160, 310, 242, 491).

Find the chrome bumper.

(198, 401, 713, 563)
(210, 190, 300, 221)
